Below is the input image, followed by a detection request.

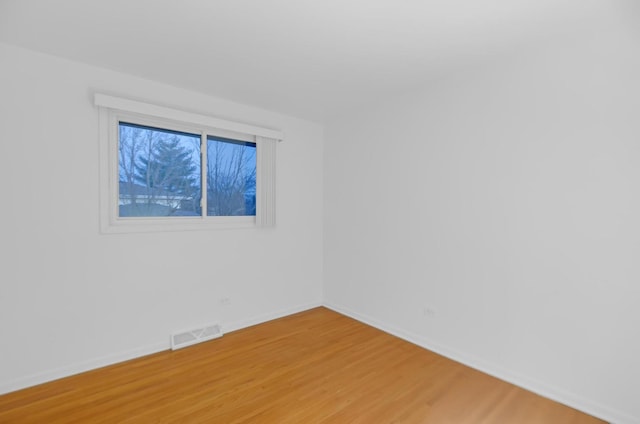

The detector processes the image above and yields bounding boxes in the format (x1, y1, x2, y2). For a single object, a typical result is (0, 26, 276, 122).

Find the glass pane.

(118, 122, 201, 217)
(206, 136, 257, 216)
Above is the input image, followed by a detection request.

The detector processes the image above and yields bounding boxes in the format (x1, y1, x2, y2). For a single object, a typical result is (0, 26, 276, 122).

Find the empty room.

(1, 1, 638, 423)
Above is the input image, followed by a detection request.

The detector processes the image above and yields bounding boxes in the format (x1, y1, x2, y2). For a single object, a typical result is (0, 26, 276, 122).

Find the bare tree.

(207, 139, 256, 216)
(119, 125, 145, 205)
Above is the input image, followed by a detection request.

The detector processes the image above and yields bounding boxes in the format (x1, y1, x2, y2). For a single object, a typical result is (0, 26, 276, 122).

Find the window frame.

(96, 94, 281, 233)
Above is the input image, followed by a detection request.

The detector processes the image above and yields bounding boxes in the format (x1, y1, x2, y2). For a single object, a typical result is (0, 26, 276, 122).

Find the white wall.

(0, 43, 323, 393)
(324, 10, 640, 424)
(2, 6, 639, 422)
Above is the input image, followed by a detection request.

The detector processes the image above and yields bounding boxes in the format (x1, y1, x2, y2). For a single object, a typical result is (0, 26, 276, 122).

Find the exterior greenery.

(118, 122, 256, 217)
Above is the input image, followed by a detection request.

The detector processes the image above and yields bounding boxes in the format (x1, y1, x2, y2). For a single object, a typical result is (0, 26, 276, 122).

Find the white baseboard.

(0, 300, 322, 396)
(223, 301, 323, 334)
(0, 341, 168, 396)
(323, 301, 636, 424)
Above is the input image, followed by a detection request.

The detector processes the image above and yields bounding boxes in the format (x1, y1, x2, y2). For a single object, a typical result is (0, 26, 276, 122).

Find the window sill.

(100, 216, 256, 234)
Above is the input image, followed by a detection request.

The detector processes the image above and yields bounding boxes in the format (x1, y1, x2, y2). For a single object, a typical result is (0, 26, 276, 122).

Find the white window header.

(94, 93, 284, 141)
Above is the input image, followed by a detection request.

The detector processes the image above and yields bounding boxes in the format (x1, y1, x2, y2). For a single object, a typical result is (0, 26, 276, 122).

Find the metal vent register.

(171, 323, 223, 350)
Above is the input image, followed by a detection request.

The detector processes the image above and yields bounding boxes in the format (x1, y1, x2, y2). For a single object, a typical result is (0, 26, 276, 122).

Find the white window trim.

(95, 93, 282, 234)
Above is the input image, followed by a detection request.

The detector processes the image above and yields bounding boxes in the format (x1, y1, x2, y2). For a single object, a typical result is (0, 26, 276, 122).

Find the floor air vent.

(171, 323, 223, 350)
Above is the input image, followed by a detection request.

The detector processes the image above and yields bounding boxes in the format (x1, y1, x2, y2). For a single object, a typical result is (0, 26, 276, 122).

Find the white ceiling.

(0, 0, 619, 123)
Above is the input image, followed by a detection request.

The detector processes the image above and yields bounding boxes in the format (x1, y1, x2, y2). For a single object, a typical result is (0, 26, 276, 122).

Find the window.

(206, 136, 257, 217)
(118, 122, 203, 218)
(96, 94, 281, 233)
(118, 123, 257, 218)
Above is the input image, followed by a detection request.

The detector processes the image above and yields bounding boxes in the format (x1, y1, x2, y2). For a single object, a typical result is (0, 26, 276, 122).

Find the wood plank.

(0, 307, 605, 423)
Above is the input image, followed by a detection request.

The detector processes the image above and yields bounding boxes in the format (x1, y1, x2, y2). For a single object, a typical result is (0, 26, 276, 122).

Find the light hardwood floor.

(0, 307, 605, 423)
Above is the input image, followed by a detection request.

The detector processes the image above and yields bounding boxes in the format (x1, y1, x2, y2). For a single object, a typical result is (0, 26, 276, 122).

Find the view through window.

(118, 122, 257, 218)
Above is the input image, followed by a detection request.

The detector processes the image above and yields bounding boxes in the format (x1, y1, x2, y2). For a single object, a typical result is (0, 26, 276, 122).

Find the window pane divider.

(200, 132, 207, 218)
